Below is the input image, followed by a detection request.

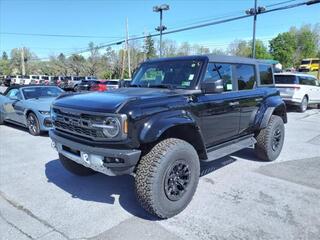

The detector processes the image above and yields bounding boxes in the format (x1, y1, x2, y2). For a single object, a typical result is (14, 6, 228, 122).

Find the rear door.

(235, 64, 264, 135)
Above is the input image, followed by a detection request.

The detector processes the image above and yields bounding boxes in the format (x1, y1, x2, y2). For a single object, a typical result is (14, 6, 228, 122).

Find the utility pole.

(246, 1, 265, 58)
(126, 18, 131, 79)
(21, 47, 25, 76)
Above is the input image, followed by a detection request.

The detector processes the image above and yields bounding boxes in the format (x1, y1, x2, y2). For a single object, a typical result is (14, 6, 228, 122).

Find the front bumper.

(49, 130, 141, 176)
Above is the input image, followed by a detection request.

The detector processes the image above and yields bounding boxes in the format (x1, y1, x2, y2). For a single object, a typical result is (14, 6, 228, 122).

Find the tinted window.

(311, 60, 319, 64)
(204, 63, 233, 91)
(274, 75, 297, 84)
(259, 65, 273, 85)
(105, 81, 119, 85)
(299, 77, 317, 86)
(301, 60, 311, 65)
(236, 64, 256, 90)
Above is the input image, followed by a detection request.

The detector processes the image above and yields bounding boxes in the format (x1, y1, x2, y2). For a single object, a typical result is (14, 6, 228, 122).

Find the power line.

(30, 0, 320, 60)
(0, 32, 124, 39)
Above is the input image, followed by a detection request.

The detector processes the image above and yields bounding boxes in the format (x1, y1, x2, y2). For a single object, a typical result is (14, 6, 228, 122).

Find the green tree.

(144, 35, 156, 59)
(269, 32, 297, 67)
(68, 54, 86, 76)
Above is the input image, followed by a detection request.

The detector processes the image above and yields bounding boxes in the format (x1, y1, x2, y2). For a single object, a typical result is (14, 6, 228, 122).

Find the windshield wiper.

(148, 84, 176, 90)
(130, 84, 142, 88)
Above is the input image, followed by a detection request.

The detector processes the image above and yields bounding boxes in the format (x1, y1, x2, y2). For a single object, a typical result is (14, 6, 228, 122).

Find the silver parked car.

(0, 85, 64, 135)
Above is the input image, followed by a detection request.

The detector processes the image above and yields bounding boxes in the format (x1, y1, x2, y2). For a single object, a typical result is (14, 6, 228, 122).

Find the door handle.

(229, 101, 239, 106)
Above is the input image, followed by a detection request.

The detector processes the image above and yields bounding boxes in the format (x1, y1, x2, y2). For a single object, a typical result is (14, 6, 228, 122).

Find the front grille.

(53, 107, 105, 140)
(54, 120, 104, 138)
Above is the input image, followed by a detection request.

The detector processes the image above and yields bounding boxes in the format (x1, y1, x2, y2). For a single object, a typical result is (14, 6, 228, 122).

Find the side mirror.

(201, 79, 224, 94)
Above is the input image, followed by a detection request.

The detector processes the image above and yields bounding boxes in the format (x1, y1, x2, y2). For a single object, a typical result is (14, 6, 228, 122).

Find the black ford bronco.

(49, 55, 287, 218)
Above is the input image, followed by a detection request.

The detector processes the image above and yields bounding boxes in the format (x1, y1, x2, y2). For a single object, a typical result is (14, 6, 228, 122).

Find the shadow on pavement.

(2, 122, 49, 137)
(45, 149, 261, 220)
(45, 159, 157, 220)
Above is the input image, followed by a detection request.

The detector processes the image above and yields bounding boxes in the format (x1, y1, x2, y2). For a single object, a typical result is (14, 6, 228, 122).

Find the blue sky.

(0, 0, 319, 58)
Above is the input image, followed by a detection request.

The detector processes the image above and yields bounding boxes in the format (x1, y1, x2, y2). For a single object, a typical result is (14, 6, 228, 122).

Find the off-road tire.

(135, 138, 200, 219)
(59, 153, 96, 176)
(298, 96, 308, 112)
(27, 112, 41, 136)
(255, 115, 285, 161)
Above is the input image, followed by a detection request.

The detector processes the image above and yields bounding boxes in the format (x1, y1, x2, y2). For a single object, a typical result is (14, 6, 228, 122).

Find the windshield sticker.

(188, 74, 194, 80)
(226, 84, 232, 90)
(181, 81, 191, 87)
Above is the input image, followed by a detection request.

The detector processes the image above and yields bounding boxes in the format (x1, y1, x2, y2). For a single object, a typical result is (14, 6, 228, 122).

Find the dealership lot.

(0, 87, 320, 239)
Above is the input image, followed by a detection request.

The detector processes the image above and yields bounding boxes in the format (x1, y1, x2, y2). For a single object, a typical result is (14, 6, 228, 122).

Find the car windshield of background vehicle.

(22, 87, 63, 99)
(105, 81, 119, 85)
(131, 60, 203, 89)
(275, 75, 298, 84)
(301, 60, 311, 65)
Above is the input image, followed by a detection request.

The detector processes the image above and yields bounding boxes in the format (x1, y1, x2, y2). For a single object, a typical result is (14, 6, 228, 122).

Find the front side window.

(311, 60, 319, 64)
(204, 63, 233, 91)
(6, 89, 22, 99)
(299, 77, 314, 86)
(236, 64, 256, 90)
(131, 60, 203, 89)
(259, 64, 273, 85)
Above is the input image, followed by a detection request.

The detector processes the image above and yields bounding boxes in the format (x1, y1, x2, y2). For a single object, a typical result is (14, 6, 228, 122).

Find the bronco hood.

(53, 88, 180, 113)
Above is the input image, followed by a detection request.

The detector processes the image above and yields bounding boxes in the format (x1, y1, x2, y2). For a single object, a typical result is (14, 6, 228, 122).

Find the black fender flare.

(139, 110, 200, 143)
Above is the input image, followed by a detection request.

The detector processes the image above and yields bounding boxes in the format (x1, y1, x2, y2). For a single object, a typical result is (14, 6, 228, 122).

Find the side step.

(203, 135, 257, 162)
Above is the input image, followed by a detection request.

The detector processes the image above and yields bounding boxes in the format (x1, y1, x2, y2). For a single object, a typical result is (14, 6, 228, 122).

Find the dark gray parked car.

(0, 85, 64, 135)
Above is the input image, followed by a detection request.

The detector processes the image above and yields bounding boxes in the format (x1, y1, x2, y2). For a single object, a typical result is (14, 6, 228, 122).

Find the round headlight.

(102, 117, 120, 138)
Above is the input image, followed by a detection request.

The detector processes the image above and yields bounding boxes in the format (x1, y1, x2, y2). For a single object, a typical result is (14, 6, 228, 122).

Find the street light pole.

(252, 0, 257, 59)
(159, 10, 163, 57)
(153, 4, 169, 57)
(246, 1, 265, 59)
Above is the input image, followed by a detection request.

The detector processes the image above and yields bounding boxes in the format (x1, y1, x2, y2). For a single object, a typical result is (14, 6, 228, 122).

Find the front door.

(195, 62, 240, 147)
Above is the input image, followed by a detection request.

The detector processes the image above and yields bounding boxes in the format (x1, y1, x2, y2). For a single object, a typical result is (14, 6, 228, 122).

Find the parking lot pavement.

(0, 107, 320, 240)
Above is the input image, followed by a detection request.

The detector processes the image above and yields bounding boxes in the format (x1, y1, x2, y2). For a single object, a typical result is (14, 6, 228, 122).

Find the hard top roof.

(145, 54, 275, 65)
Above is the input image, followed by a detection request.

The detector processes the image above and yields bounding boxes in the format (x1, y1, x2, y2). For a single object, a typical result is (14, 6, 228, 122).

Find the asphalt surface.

(1, 86, 320, 240)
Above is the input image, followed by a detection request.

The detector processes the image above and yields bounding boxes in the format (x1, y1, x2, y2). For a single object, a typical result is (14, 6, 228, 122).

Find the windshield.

(301, 60, 311, 65)
(131, 60, 203, 89)
(22, 87, 63, 99)
(275, 75, 298, 84)
(105, 80, 119, 85)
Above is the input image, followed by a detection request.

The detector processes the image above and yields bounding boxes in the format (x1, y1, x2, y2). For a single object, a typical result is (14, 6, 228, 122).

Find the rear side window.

(259, 65, 273, 85)
(204, 63, 233, 91)
(275, 75, 297, 84)
(236, 64, 256, 90)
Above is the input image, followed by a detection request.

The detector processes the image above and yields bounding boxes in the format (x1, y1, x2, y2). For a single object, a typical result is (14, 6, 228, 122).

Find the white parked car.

(275, 73, 320, 112)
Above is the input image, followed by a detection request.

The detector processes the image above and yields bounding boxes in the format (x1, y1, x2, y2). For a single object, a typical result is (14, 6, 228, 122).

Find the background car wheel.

(59, 153, 96, 176)
(255, 115, 285, 161)
(27, 112, 41, 136)
(135, 138, 200, 219)
(298, 96, 308, 112)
